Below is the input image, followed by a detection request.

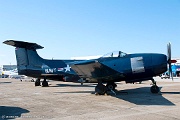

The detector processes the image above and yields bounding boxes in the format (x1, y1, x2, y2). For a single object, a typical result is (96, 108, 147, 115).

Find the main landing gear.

(150, 78, 159, 93)
(95, 81, 117, 95)
(35, 78, 49, 87)
(35, 78, 41, 86)
(42, 78, 48, 87)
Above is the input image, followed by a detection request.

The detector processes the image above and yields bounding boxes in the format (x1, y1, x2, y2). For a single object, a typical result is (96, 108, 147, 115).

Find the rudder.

(3, 40, 44, 75)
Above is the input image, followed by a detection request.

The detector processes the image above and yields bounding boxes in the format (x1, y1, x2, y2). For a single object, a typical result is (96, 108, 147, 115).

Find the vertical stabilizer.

(3, 40, 44, 75)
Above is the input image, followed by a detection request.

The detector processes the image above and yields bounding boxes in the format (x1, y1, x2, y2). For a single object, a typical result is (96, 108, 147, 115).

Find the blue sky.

(0, 0, 180, 65)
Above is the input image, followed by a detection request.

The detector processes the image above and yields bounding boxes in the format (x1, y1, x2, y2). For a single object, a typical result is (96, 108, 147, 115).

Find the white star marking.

(64, 64, 71, 72)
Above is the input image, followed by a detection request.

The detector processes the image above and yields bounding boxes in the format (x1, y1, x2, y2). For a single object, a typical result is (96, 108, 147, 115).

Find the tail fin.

(3, 40, 44, 75)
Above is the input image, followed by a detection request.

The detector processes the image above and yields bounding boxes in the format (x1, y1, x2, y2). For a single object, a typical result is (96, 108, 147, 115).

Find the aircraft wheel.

(35, 79, 41, 86)
(150, 85, 159, 93)
(42, 80, 48, 87)
(107, 84, 114, 91)
(106, 83, 117, 91)
(95, 84, 107, 95)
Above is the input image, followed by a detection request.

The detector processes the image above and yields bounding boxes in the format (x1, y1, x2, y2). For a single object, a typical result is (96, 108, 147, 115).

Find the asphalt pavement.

(0, 77, 180, 120)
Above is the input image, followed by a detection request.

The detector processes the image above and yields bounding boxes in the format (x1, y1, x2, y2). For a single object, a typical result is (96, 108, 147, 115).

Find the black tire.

(150, 85, 159, 93)
(42, 80, 48, 87)
(106, 82, 117, 91)
(35, 80, 40, 86)
(95, 84, 106, 95)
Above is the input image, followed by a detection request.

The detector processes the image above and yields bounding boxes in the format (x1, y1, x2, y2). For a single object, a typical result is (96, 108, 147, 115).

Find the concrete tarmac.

(0, 77, 180, 120)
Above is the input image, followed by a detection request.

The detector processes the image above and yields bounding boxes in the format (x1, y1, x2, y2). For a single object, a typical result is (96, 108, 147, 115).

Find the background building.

(1, 65, 17, 71)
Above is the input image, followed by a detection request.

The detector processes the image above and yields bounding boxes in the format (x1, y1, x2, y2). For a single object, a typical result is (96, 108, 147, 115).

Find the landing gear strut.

(35, 78, 41, 86)
(150, 78, 159, 93)
(80, 78, 86, 86)
(42, 77, 48, 87)
(95, 80, 107, 95)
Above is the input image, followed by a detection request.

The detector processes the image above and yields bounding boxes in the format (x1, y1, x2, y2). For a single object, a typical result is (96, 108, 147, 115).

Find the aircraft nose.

(152, 54, 167, 64)
(152, 54, 167, 74)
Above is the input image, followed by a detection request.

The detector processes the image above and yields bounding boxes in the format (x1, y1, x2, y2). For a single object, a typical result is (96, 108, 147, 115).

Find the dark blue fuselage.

(3, 40, 168, 84)
(71, 53, 167, 83)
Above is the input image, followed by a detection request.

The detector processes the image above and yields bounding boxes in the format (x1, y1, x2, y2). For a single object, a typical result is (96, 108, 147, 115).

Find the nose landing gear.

(150, 78, 159, 93)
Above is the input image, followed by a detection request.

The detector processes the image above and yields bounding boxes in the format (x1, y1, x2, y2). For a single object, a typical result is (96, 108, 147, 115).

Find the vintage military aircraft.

(3, 40, 175, 95)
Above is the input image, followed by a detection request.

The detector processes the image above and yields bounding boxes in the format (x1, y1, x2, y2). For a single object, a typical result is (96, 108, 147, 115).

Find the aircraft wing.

(70, 60, 124, 81)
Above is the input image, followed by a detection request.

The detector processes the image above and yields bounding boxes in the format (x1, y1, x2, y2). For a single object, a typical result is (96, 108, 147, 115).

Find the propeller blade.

(167, 42, 173, 81)
(167, 42, 171, 62)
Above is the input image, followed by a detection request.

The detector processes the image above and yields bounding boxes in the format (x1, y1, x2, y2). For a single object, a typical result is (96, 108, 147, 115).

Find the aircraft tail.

(3, 40, 77, 79)
(3, 40, 44, 76)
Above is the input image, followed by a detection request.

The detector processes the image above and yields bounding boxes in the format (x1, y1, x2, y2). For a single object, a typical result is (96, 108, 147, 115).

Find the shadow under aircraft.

(0, 106, 29, 119)
(54, 87, 175, 106)
(3, 40, 176, 95)
(114, 87, 175, 106)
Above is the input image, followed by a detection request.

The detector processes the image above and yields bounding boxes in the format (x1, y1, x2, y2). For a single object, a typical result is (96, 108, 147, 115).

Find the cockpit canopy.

(101, 51, 127, 58)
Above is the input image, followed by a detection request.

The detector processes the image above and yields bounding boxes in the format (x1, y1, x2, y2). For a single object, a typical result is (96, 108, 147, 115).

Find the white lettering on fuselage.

(45, 68, 56, 73)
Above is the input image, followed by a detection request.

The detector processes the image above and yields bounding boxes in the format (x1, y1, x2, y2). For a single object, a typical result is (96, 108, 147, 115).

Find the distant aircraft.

(3, 40, 175, 95)
(1, 68, 24, 79)
(0, 66, 2, 76)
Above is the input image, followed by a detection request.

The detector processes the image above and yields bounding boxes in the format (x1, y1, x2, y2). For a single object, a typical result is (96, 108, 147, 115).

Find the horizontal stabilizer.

(3, 40, 44, 50)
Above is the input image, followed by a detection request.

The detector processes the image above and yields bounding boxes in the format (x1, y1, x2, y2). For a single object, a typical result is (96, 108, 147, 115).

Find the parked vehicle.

(160, 72, 170, 79)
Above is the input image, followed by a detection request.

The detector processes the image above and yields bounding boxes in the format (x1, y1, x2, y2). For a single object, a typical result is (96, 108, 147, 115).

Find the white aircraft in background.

(0, 67, 2, 76)
(1, 68, 23, 79)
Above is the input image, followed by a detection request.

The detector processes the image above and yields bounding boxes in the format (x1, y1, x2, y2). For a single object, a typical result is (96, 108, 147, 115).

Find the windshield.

(101, 51, 127, 58)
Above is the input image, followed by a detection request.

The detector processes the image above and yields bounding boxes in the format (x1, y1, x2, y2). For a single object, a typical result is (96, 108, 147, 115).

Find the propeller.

(167, 42, 173, 80)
